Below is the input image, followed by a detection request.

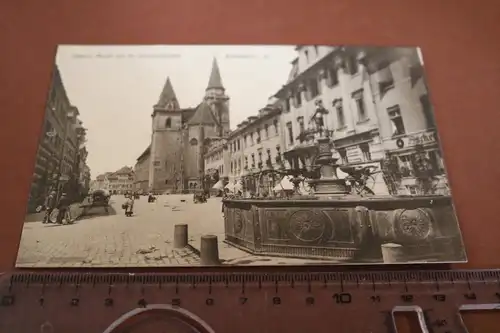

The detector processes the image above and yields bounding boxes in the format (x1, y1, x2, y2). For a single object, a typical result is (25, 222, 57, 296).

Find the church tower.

(204, 57, 230, 136)
(148, 77, 184, 192)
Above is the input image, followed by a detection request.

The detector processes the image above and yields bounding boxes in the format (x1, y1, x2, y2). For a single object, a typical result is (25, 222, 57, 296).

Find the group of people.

(43, 191, 72, 224)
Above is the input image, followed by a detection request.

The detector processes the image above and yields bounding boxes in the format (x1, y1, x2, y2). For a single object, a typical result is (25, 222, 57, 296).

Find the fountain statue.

(222, 99, 465, 264)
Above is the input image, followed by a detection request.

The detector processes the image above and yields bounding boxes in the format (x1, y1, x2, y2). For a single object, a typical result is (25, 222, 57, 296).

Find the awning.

(212, 180, 224, 190)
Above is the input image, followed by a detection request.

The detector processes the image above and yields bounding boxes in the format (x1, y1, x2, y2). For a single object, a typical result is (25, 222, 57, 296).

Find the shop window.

(387, 105, 405, 136)
(398, 155, 413, 177)
(405, 185, 418, 195)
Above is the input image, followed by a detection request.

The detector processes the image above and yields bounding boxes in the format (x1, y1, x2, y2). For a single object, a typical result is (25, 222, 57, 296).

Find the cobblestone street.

(17, 195, 329, 267)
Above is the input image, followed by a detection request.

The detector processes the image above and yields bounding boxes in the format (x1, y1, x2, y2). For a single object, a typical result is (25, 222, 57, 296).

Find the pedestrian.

(56, 193, 70, 224)
(125, 192, 134, 217)
(43, 190, 57, 224)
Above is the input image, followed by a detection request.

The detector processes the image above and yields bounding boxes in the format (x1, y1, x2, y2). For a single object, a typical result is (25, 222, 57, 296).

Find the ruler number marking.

(433, 294, 446, 302)
(333, 293, 352, 304)
(401, 294, 414, 303)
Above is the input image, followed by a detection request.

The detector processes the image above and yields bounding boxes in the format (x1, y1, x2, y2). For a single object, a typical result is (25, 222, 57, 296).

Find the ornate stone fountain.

(222, 100, 465, 264)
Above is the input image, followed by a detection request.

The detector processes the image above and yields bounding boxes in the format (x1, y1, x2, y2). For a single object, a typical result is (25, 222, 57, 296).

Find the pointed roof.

(187, 102, 220, 126)
(155, 77, 180, 110)
(206, 58, 224, 91)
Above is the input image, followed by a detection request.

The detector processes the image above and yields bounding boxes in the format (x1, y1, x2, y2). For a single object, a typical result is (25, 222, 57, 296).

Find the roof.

(206, 58, 224, 91)
(115, 166, 133, 175)
(136, 145, 151, 162)
(187, 102, 220, 126)
(154, 77, 180, 110)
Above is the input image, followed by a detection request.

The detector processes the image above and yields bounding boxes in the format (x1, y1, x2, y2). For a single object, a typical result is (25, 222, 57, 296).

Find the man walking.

(43, 190, 57, 224)
(56, 193, 70, 224)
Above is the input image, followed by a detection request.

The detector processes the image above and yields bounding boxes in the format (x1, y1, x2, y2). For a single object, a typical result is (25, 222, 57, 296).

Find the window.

(284, 98, 291, 112)
(346, 54, 358, 75)
(387, 105, 405, 136)
(256, 129, 261, 143)
(273, 119, 279, 134)
(297, 116, 305, 139)
(286, 122, 294, 145)
(237, 140, 241, 150)
(360, 143, 371, 161)
(398, 155, 413, 177)
(328, 66, 339, 86)
(377, 61, 394, 94)
(190, 138, 198, 146)
(251, 153, 255, 167)
(405, 185, 418, 195)
(153, 161, 161, 167)
(353, 90, 367, 122)
(264, 124, 269, 139)
(335, 103, 345, 128)
(243, 135, 247, 148)
(338, 148, 348, 164)
(165, 117, 172, 128)
(314, 45, 319, 55)
(304, 50, 309, 63)
(250, 133, 254, 145)
(420, 95, 435, 129)
(308, 77, 320, 98)
(428, 150, 444, 175)
(295, 89, 302, 107)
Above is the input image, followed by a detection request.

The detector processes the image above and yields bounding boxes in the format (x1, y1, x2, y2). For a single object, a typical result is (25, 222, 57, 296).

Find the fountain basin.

(222, 195, 466, 263)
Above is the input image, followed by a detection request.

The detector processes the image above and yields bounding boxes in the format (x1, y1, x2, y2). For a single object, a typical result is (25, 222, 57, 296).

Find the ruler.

(0, 270, 499, 333)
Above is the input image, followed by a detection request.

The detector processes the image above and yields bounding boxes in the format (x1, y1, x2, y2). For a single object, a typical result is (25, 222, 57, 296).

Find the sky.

(55, 45, 297, 178)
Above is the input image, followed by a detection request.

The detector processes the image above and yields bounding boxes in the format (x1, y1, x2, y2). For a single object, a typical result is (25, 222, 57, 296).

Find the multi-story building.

(28, 65, 87, 211)
(106, 166, 135, 194)
(134, 146, 151, 193)
(93, 172, 112, 191)
(225, 101, 284, 194)
(203, 137, 229, 190)
(273, 45, 443, 196)
(143, 58, 230, 193)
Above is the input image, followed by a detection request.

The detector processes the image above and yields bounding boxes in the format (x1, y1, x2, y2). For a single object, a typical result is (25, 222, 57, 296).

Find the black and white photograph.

(16, 44, 467, 267)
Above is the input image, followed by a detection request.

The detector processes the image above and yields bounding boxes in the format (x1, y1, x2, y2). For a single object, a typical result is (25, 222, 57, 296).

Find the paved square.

(17, 195, 331, 267)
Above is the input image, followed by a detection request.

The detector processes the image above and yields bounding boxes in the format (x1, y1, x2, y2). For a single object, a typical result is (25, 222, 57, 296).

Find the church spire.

(155, 77, 179, 110)
(206, 57, 224, 91)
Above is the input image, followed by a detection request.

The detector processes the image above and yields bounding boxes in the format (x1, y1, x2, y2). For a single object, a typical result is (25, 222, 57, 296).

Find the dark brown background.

(1, 1, 499, 331)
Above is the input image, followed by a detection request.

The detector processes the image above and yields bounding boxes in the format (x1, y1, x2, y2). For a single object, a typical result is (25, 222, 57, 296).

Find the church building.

(135, 58, 231, 193)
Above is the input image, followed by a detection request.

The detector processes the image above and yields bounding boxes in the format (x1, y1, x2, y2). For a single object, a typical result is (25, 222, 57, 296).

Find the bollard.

(381, 243, 404, 263)
(200, 235, 220, 265)
(173, 224, 188, 248)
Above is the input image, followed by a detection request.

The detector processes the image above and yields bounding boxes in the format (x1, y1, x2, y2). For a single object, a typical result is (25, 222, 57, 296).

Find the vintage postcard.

(17, 44, 466, 267)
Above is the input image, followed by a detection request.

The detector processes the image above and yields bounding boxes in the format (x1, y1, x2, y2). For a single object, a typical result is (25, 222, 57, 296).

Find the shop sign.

(408, 131, 437, 147)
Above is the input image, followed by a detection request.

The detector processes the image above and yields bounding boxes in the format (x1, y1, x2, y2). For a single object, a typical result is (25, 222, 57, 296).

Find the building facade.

(140, 58, 231, 193)
(134, 146, 151, 193)
(273, 46, 444, 196)
(107, 166, 135, 194)
(28, 65, 89, 212)
(222, 102, 285, 194)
